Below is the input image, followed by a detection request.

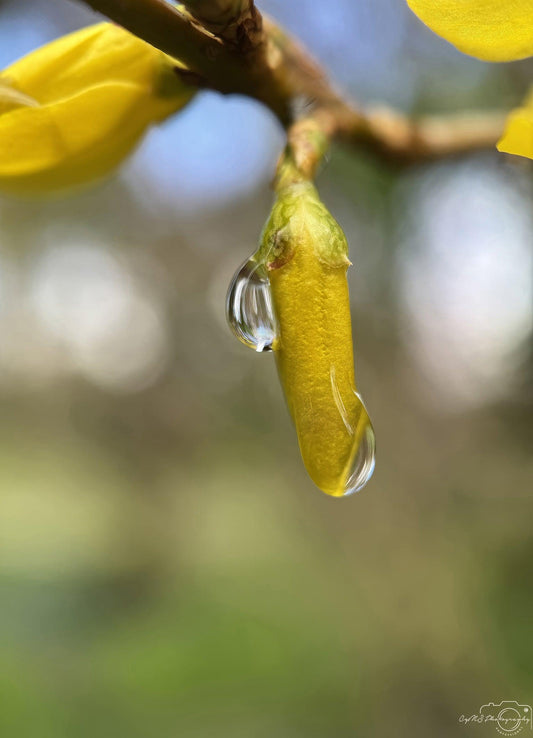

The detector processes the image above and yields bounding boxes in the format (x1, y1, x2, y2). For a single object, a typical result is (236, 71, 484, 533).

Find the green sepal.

(256, 181, 350, 270)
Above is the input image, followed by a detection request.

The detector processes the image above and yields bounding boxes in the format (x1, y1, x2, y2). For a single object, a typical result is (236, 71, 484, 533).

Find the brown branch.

(182, 0, 249, 26)
(180, 0, 263, 50)
(262, 19, 506, 165)
(73, 0, 506, 164)
(312, 106, 507, 165)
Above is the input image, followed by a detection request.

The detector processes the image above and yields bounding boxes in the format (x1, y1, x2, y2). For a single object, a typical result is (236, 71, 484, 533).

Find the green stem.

(274, 117, 330, 191)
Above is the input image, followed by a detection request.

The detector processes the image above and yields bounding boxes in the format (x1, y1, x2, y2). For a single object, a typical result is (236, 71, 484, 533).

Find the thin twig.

(180, 0, 262, 49)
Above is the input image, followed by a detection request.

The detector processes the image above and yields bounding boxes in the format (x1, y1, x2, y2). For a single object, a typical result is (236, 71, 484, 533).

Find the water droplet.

(342, 408, 376, 496)
(226, 257, 278, 352)
(328, 368, 376, 496)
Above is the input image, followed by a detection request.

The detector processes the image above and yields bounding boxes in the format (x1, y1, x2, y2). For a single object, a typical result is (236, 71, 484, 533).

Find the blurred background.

(0, 0, 532, 736)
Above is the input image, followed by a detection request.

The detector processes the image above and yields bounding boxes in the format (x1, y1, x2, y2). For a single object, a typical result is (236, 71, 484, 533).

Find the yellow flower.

(406, 0, 533, 62)
(406, 0, 533, 160)
(0, 23, 194, 195)
(259, 181, 375, 497)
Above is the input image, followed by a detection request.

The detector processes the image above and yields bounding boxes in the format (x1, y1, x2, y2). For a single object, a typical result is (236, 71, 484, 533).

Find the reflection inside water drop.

(226, 257, 278, 352)
(342, 416, 376, 496)
(330, 368, 376, 496)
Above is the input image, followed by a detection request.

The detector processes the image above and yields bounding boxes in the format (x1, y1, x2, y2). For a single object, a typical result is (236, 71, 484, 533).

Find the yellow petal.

(0, 82, 178, 194)
(497, 88, 533, 159)
(0, 23, 194, 194)
(3, 23, 175, 104)
(406, 0, 533, 61)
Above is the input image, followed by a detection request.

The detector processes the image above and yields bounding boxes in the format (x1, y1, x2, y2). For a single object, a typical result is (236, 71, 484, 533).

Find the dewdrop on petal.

(227, 180, 375, 497)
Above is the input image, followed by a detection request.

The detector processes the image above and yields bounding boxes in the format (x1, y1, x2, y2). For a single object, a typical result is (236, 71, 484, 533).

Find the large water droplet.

(342, 410, 376, 496)
(226, 257, 278, 352)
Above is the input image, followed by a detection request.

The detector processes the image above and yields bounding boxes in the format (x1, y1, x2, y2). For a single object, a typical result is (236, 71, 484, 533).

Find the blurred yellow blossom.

(406, 0, 533, 160)
(406, 0, 533, 62)
(0, 23, 195, 195)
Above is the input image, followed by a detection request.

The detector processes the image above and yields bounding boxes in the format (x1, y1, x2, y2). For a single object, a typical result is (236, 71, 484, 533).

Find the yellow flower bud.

(258, 181, 375, 497)
(0, 23, 195, 195)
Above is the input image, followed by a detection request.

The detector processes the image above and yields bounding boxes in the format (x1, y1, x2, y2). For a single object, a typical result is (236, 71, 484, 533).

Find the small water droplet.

(342, 414, 376, 496)
(226, 257, 278, 352)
